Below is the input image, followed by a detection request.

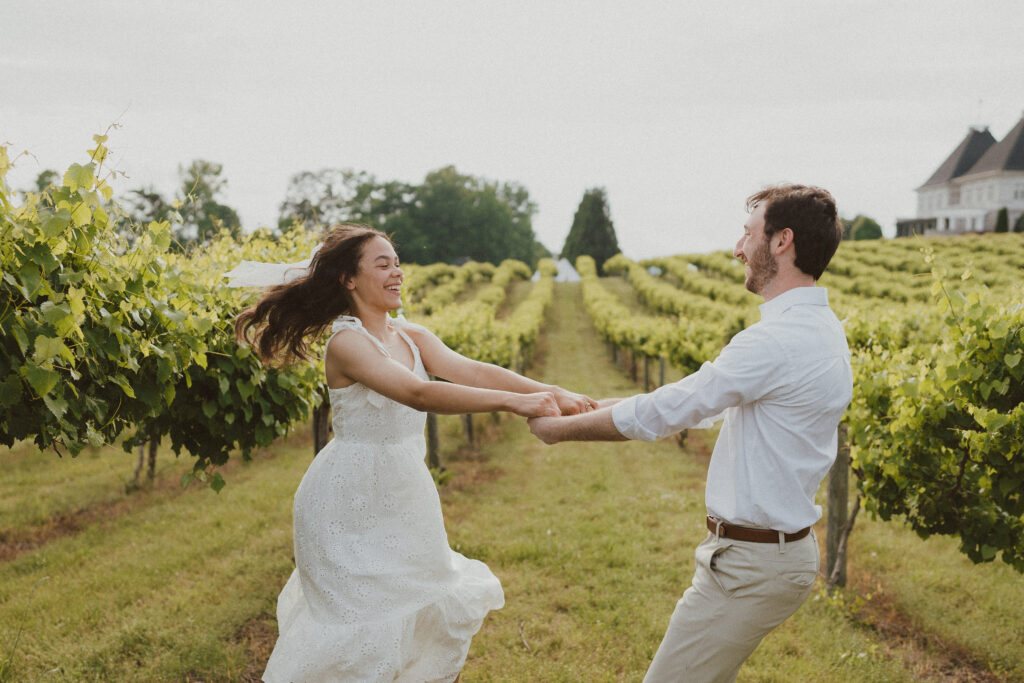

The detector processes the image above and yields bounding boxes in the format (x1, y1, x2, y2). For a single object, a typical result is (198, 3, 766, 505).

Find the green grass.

(0, 438, 312, 681)
(0, 280, 1021, 681)
(0, 440, 183, 534)
(842, 513, 1024, 678)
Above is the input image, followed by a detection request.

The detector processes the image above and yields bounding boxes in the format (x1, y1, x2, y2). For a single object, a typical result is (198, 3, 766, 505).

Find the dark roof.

(962, 114, 1024, 176)
(920, 127, 996, 188)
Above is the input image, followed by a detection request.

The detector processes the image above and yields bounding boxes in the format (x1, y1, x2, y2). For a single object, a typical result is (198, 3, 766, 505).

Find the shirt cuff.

(611, 396, 659, 442)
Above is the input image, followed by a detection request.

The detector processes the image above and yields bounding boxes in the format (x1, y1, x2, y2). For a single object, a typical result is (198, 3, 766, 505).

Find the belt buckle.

(710, 516, 724, 539)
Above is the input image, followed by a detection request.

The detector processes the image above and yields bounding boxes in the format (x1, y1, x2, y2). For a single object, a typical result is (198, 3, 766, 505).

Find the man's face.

(734, 203, 778, 295)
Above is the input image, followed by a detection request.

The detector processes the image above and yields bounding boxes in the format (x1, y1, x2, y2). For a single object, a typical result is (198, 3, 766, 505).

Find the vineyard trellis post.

(426, 413, 440, 470)
(826, 422, 851, 588)
(132, 424, 159, 486)
(312, 387, 331, 455)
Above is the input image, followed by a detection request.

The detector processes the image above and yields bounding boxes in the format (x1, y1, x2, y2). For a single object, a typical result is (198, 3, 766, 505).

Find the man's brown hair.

(746, 184, 842, 280)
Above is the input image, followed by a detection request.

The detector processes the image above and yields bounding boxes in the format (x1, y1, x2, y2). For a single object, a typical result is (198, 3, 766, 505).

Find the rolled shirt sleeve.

(611, 326, 784, 441)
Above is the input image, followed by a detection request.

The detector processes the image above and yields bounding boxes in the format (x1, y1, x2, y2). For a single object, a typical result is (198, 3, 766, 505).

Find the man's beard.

(744, 239, 778, 294)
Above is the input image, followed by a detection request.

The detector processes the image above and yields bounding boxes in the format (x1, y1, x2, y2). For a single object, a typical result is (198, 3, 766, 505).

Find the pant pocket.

(706, 543, 763, 597)
(694, 535, 733, 597)
(777, 565, 817, 589)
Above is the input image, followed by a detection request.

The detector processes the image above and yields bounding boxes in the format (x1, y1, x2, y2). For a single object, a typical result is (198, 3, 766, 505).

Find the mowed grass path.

(1, 280, 1021, 681)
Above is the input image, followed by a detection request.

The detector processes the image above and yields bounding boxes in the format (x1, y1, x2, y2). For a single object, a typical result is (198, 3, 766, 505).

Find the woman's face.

(344, 236, 404, 312)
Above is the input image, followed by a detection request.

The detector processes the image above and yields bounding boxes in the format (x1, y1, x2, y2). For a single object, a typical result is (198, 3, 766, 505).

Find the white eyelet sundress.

(262, 315, 504, 682)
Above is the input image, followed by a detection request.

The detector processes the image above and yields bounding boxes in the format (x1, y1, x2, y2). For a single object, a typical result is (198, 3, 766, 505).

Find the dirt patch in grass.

(440, 415, 510, 495)
(0, 481, 175, 563)
(843, 570, 1011, 682)
(444, 457, 506, 494)
(233, 611, 278, 682)
(0, 447, 282, 564)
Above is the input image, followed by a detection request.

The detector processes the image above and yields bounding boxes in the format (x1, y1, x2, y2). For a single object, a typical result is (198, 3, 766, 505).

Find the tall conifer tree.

(560, 188, 620, 274)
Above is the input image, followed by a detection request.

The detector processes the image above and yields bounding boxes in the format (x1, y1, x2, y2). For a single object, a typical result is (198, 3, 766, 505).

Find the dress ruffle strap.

(329, 315, 391, 358)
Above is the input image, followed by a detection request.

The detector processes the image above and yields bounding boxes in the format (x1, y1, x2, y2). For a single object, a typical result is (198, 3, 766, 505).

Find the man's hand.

(527, 416, 563, 444)
(527, 404, 629, 444)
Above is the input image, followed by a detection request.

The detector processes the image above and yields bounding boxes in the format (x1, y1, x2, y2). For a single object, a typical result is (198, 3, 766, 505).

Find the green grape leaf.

(109, 373, 136, 398)
(70, 201, 91, 227)
(41, 210, 72, 239)
(63, 163, 95, 192)
(22, 363, 59, 396)
(43, 394, 69, 418)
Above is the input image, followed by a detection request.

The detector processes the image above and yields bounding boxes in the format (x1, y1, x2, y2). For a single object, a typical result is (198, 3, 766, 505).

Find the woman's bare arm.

(326, 330, 560, 418)
(407, 327, 596, 414)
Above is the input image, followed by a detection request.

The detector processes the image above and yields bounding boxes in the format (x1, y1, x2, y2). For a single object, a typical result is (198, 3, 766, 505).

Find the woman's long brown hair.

(234, 223, 390, 366)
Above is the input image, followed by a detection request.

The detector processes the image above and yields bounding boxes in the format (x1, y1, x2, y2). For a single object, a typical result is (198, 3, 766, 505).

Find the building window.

(949, 186, 961, 205)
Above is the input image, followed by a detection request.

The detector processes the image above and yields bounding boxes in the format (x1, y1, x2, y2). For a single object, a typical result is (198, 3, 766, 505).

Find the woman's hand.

(511, 391, 562, 418)
(551, 387, 598, 415)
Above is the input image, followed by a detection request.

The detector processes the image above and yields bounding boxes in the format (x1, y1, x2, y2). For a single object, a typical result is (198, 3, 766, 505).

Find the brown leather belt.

(706, 516, 810, 543)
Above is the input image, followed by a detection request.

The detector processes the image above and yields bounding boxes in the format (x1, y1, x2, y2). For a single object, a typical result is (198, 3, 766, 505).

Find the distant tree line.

(277, 165, 549, 267)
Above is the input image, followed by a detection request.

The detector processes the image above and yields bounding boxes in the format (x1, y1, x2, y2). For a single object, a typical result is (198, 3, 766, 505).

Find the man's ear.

(773, 227, 795, 255)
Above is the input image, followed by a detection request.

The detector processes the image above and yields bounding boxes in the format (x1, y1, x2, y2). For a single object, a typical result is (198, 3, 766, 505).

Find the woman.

(234, 224, 594, 682)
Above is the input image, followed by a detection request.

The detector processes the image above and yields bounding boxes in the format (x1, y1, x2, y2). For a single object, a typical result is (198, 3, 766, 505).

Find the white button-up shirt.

(611, 286, 852, 532)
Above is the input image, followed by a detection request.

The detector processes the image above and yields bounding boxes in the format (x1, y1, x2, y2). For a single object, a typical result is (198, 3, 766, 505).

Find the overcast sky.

(3, 1, 1022, 259)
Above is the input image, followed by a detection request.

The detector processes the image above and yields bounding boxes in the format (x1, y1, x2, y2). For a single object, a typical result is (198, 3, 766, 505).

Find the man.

(528, 184, 853, 682)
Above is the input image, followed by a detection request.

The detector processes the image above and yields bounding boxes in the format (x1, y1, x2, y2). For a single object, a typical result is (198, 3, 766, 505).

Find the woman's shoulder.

(391, 314, 432, 336)
(326, 318, 388, 359)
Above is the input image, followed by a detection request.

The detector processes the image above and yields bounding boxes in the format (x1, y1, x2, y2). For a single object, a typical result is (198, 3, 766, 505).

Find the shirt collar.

(758, 286, 829, 320)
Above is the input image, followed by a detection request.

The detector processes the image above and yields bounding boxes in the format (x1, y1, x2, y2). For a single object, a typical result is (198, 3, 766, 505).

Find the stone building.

(896, 113, 1024, 237)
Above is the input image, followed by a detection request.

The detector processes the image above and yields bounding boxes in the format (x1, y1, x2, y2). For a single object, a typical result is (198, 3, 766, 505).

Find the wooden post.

(312, 386, 331, 455)
(826, 423, 850, 587)
(643, 355, 651, 392)
(629, 348, 638, 383)
(426, 413, 440, 469)
(146, 430, 158, 481)
(659, 357, 666, 387)
(132, 424, 160, 486)
(133, 441, 145, 487)
(462, 413, 474, 447)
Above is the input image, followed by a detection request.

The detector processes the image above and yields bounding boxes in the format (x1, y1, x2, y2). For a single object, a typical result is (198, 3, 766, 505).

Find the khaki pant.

(644, 529, 819, 683)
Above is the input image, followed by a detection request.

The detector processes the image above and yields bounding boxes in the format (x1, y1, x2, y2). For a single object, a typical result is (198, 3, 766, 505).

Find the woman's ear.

(341, 274, 355, 290)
